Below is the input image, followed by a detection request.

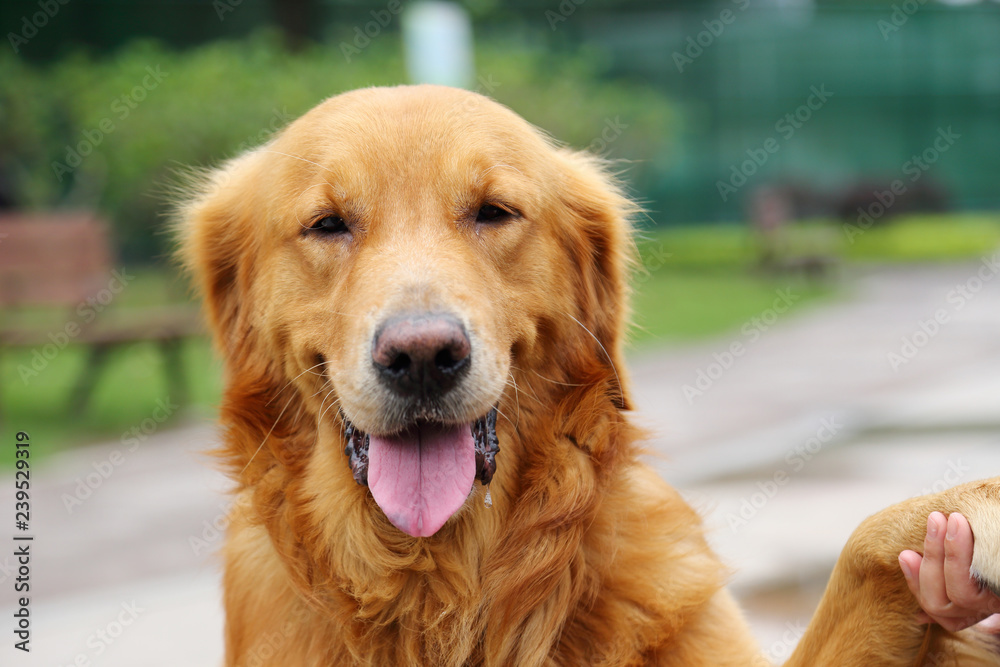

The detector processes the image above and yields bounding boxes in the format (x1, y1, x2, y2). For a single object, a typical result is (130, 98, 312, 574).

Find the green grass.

(3, 212, 998, 461)
(636, 212, 1000, 271)
(844, 213, 1000, 261)
(626, 212, 1000, 346)
(627, 220, 832, 346)
(2, 265, 220, 466)
(629, 270, 830, 346)
(2, 338, 222, 464)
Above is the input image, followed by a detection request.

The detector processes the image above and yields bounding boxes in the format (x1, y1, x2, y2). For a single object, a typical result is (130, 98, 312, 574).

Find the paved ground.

(3, 261, 1000, 665)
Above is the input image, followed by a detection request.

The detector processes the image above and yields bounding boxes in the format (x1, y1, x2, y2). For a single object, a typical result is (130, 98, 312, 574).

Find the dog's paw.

(970, 510, 1000, 599)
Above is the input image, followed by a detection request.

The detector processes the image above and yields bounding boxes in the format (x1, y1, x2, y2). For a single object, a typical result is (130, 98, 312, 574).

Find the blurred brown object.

(748, 177, 952, 276)
(0, 213, 112, 306)
(835, 179, 950, 224)
(748, 185, 835, 278)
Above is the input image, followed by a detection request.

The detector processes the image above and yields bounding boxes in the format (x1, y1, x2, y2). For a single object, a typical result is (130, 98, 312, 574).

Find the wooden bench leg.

(70, 343, 113, 416)
(160, 338, 188, 407)
(0, 346, 5, 427)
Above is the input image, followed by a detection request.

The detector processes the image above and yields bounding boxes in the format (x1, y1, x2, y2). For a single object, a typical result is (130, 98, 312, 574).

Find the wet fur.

(176, 85, 1000, 666)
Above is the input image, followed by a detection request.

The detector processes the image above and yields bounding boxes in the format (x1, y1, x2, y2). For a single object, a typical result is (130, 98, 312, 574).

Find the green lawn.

(2, 338, 222, 463)
(3, 212, 998, 462)
(843, 213, 1000, 261)
(2, 268, 221, 463)
(630, 270, 830, 346)
(629, 212, 1000, 346)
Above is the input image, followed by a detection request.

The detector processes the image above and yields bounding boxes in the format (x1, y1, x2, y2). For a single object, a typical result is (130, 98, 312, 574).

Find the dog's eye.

(476, 204, 515, 224)
(309, 215, 348, 235)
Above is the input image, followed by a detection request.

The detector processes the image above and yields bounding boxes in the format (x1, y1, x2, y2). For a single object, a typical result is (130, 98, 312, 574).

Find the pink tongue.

(367, 422, 476, 537)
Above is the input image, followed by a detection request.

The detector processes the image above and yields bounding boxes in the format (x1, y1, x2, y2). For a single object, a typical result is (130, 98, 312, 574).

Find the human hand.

(899, 511, 1000, 633)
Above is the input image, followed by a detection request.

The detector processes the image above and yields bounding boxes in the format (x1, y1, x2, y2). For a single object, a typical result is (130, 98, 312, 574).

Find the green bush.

(843, 214, 1000, 262)
(0, 33, 676, 261)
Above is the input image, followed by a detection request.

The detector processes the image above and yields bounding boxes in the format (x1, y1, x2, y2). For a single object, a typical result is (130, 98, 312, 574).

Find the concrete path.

(3, 260, 999, 665)
(1, 421, 228, 666)
(631, 261, 1000, 653)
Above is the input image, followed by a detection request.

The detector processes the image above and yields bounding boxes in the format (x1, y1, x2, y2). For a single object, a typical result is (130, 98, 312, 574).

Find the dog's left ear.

(554, 149, 639, 410)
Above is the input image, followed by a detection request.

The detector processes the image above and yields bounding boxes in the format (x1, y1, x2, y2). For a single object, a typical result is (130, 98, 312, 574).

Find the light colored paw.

(970, 509, 1000, 598)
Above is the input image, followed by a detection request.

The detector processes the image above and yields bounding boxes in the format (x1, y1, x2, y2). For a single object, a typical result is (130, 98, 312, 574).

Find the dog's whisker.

(493, 404, 515, 430)
(479, 162, 525, 182)
(319, 392, 342, 417)
(524, 367, 587, 388)
(292, 402, 305, 430)
(507, 371, 521, 430)
(506, 371, 522, 428)
(501, 378, 536, 404)
(240, 393, 296, 476)
(562, 312, 625, 407)
(308, 379, 334, 401)
(267, 360, 330, 407)
(260, 149, 337, 176)
(318, 391, 344, 425)
(317, 385, 338, 415)
(292, 183, 335, 231)
(510, 371, 543, 406)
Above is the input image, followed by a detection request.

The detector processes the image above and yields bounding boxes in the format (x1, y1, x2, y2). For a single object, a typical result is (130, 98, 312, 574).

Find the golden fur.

(177, 85, 1000, 666)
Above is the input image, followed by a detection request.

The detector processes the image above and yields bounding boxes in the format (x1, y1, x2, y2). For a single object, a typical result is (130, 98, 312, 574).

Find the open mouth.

(342, 408, 499, 537)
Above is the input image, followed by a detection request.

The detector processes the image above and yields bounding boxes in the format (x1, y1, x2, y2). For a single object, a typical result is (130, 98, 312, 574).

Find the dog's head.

(177, 85, 636, 538)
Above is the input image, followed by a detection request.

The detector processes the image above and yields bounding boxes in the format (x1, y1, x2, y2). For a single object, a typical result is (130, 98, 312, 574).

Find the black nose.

(372, 313, 471, 397)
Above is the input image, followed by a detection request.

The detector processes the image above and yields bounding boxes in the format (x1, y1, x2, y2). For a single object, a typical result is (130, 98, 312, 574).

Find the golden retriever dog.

(176, 85, 1000, 666)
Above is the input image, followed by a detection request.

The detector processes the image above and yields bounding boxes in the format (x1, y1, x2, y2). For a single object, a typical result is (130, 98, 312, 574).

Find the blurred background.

(1, 0, 999, 664)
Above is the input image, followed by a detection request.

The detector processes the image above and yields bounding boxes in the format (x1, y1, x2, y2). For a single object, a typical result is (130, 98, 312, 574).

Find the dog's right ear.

(173, 151, 264, 355)
(173, 151, 314, 480)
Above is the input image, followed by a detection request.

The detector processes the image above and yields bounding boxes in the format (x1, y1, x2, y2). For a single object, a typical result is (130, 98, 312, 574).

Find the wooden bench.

(0, 212, 202, 414)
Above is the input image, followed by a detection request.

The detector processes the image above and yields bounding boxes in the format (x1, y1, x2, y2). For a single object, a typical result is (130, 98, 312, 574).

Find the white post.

(401, 2, 475, 89)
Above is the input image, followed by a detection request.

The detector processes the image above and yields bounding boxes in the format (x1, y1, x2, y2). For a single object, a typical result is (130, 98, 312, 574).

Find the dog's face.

(179, 85, 633, 538)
